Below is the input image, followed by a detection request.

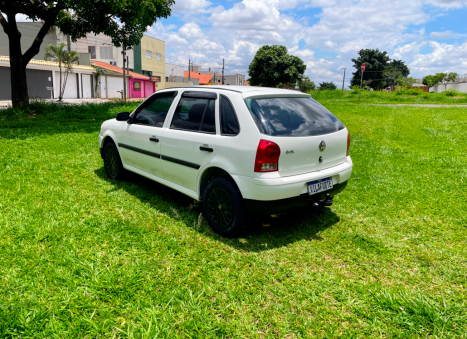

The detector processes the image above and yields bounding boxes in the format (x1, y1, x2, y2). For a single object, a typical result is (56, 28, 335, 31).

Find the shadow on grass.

(95, 167, 341, 252)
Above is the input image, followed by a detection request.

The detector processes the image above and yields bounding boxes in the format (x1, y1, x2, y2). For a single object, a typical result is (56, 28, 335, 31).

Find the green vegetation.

(318, 82, 337, 91)
(311, 89, 467, 104)
(1, 101, 467, 337)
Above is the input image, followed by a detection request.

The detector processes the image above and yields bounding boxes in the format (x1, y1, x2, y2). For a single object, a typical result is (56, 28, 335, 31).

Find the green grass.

(1, 101, 467, 337)
(310, 89, 467, 105)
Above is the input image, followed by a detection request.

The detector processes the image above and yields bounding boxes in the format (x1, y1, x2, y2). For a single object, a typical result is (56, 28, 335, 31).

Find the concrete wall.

(0, 66, 53, 100)
(165, 82, 194, 89)
(166, 63, 184, 78)
(172, 76, 199, 85)
(430, 82, 467, 93)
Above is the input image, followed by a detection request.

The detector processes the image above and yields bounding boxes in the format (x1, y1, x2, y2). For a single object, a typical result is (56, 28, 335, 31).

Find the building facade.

(134, 36, 166, 90)
(165, 63, 185, 82)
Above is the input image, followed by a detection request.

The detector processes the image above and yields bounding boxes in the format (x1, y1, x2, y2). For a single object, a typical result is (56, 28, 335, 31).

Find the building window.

(99, 46, 113, 59)
(146, 50, 152, 59)
(156, 53, 161, 61)
(142, 70, 152, 76)
(134, 82, 141, 91)
(166, 77, 169, 82)
(88, 46, 96, 59)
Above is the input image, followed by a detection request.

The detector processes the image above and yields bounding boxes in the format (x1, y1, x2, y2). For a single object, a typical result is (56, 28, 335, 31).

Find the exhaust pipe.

(311, 194, 333, 208)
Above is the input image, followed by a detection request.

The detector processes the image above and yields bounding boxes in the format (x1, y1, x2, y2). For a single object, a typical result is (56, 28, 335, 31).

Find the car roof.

(157, 85, 307, 95)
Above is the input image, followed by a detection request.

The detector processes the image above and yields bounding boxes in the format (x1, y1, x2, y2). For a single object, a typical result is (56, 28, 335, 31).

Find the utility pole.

(188, 59, 191, 82)
(222, 58, 225, 85)
(341, 67, 346, 90)
(359, 70, 364, 100)
(122, 46, 127, 101)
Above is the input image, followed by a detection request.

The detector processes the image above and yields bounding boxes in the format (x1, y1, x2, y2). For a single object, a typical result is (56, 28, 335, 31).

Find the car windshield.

(244, 97, 345, 137)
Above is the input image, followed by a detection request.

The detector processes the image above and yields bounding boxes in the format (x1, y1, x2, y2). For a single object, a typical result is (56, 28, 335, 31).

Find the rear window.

(244, 97, 345, 137)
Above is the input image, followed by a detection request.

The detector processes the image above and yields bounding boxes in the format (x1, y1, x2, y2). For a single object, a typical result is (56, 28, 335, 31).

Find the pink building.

(92, 60, 156, 99)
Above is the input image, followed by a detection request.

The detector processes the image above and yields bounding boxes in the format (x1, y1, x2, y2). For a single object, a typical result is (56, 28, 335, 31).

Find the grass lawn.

(1, 100, 466, 337)
(311, 88, 467, 105)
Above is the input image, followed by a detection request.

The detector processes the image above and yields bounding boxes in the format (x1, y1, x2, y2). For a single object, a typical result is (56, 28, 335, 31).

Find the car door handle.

(199, 146, 213, 152)
(149, 137, 159, 142)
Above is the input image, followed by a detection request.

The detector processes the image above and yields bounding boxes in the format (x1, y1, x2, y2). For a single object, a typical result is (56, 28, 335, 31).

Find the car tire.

(202, 177, 247, 238)
(103, 141, 126, 180)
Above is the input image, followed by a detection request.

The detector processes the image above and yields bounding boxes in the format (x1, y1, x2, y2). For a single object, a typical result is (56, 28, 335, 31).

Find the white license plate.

(308, 177, 333, 195)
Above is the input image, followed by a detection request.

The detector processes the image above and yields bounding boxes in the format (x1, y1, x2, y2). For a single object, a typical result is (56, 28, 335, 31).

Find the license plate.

(308, 177, 333, 195)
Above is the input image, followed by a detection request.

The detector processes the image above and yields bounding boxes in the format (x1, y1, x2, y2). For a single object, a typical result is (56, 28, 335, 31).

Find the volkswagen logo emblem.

(319, 141, 326, 152)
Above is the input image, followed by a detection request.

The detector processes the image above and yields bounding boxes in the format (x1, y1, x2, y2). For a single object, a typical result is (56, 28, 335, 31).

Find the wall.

(133, 43, 142, 74)
(105, 76, 124, 99)
(172, 76, 199, 85)
(0, 66, 53, 100)
(166, 63, 185, 78)
(430, 82, 467, 93)
(140, 35, 166, 89)
(165, 82, 194, 89)
(0, 23, 57, 60)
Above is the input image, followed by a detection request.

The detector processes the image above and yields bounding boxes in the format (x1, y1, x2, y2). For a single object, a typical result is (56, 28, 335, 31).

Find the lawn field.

(1, 101, 466, 337)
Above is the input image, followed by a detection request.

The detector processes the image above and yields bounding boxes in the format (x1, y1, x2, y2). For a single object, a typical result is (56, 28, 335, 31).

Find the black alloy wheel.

(206, 187, 234, 229)
(103, 141, 126, 180)
(202, 177, 247, 237)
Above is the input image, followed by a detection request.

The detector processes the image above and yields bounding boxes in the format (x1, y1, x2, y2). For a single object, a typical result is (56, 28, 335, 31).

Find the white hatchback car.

(99, 86, 352, 237)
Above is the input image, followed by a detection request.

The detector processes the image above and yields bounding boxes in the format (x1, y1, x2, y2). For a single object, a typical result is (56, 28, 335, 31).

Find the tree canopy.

(422, 72, 458, 89)
(298, 76, 316, 92)
(318, 82, 337, 91)
(248, 45, 306, 87)
(0, 0, 174, 108)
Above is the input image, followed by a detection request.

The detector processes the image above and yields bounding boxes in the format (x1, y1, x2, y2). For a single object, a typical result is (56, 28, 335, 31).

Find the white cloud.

(179, 22, 204, 39)
(410, 41, 467, 72)
(425, 0, 467, 8)
(430, 30, 454, 39)
(171, 0, 213, 14)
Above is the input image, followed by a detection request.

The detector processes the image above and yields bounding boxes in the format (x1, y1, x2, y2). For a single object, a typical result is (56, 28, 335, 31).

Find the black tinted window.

(220, 95, 240, 135)
(244, 97, 345, 137)
(134, 92, 177, 127)
(171, 97, 216, 133)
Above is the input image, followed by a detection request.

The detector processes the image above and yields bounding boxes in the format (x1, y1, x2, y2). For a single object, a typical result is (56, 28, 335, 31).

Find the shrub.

(444, 89, 463, 97)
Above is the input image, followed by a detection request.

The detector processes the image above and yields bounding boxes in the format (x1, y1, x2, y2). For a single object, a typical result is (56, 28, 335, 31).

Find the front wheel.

(202, 177, 248, 238)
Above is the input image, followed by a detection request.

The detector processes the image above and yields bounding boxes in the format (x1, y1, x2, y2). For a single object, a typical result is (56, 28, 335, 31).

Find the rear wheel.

(103, 141, 126, 180)
(203, 177, 247, 238)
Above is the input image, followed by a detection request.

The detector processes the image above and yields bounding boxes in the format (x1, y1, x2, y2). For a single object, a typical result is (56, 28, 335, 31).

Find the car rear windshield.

(244, 97, 345, 137)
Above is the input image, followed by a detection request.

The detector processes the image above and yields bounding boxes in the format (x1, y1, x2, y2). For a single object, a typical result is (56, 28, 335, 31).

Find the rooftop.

(184, 71, 213, 85)
(0, 55, 95, 71)
(91, 60, 149, 79)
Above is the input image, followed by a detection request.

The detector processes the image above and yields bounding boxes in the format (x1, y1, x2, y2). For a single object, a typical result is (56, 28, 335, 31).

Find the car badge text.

(285, 150, 294, 154)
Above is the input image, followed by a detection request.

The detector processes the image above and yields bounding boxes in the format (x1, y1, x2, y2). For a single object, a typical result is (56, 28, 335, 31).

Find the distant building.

(184, 72, 213, 85)
(166, 63, 185, 82)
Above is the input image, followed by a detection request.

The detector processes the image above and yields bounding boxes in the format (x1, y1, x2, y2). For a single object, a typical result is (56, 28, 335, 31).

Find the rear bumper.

(244, 181, 348, 215)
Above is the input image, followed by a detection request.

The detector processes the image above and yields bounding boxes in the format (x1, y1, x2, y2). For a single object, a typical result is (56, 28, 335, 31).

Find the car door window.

(133, 91, 177, 127)
(220, 95, 240, 135)
(171, 97, 216, 133)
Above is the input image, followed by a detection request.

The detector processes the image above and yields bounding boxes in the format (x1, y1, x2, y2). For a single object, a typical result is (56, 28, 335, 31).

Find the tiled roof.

(244, 80, 250, 86)
(184, 71, 213, 85)
(92, 60, 150, 79)
(0, 55, 95, 70)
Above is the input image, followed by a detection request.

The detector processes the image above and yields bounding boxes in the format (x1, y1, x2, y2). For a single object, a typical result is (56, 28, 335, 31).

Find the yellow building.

(133, 35, 166, 90)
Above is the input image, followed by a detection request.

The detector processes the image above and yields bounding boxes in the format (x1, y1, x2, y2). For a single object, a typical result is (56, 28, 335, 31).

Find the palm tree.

(45, 43, 80, 100)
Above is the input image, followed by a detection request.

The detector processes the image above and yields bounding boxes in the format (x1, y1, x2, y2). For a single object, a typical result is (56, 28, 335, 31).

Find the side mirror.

(116, 112, 130, 121)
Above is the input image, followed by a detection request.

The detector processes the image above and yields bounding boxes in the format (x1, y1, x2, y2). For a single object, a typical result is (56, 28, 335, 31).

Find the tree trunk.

(8, 21, 30, 108)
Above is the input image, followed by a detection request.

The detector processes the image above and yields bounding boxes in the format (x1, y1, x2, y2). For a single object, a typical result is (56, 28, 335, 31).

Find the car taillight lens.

(346, 133, 350, 156)
(255, 139, 280, 172)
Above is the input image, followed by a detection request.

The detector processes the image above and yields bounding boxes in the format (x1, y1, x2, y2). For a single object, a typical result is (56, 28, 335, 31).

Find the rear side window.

(171, 97, 216, 133)
(244, 97, 345, 137)
(133, 91, 177, 127)
(220, 95, 240, 136)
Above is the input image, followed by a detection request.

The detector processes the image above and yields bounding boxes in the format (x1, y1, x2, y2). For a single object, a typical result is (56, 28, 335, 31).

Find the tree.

(395, 75, 417, 87)
(318, 82, 337, 91)
(44, 42, 79, 101)
(350, 49, 391, 90)
(422, 72, 458, 90)
(0, 0, 174, 108)
(248, 45, 306, 87)
(298, 76, 316, 92)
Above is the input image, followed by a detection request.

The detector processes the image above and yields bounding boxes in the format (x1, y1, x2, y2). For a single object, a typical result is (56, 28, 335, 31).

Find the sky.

(147, 0, 467, 87)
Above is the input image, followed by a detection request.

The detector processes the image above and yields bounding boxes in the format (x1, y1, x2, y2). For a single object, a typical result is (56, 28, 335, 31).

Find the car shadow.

(94, 167, 341, 253)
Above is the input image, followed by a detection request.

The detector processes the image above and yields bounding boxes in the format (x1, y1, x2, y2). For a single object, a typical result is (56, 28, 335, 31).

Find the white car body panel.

(99, 86, 353, 208)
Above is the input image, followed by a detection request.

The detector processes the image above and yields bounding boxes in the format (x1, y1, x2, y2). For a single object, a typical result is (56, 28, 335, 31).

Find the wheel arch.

(198, 166, 242, 201)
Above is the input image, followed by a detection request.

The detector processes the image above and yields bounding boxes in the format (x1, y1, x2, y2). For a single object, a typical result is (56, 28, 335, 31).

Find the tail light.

(346, 133, 350, 156)
(254, 139, 280, 172)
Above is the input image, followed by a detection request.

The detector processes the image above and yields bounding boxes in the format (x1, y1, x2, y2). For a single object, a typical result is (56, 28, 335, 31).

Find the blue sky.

(146, 0, 467, 86)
